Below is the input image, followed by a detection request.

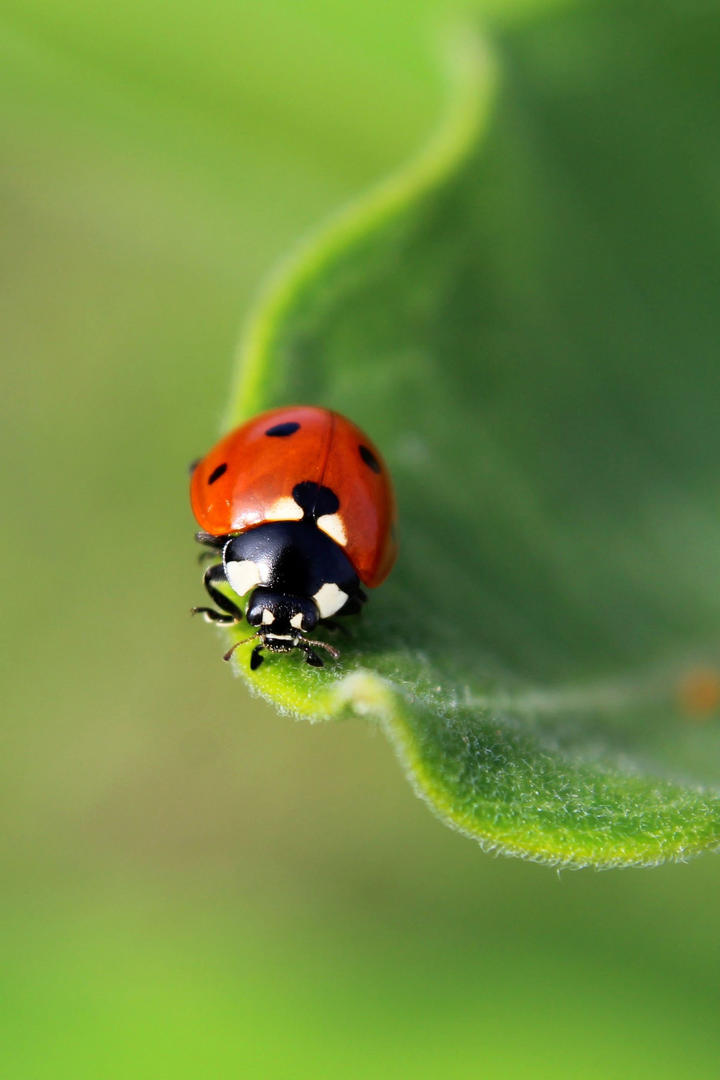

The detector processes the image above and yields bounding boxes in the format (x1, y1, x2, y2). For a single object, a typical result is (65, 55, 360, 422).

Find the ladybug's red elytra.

(190, 406, 397, 669)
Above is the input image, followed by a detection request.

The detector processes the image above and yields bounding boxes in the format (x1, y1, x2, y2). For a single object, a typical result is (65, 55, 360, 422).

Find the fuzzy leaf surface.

(223, 1, 720, 866)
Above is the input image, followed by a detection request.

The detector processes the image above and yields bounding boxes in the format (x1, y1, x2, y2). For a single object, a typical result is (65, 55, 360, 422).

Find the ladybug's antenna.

(222, 632, 261, 662)
(300, 637, 340, 660)
(222, 632, 340, 665)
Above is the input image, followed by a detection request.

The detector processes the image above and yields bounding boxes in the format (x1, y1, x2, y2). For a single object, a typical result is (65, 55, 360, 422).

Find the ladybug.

(190, 405, 397, 669)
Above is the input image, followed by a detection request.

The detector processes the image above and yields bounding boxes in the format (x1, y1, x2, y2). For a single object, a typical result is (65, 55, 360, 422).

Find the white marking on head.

(290, 612, 304, 630)
(317, 512, 347, 547)
(313, 582, 348, 619)
(266, 496, 304, 522)
(261, 608, 274, 625)
(225, 559, 261, 598)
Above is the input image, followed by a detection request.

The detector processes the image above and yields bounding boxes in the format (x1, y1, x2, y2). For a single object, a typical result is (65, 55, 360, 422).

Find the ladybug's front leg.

(195, 531, 230, 564)
(194, 530, 227, 550)
(193, 607, 236, 625)
(192, 562, 243, 624)
(335, 587, 367, 619)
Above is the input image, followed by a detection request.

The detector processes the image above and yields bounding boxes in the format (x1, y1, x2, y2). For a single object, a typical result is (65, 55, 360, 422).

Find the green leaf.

(221, 3, 720, 867)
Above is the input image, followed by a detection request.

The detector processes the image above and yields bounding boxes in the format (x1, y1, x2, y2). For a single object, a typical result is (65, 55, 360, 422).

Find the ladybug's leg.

(193, 607, 236, 625)
(335, 587, 367, 618)
(194, 530, 227, 550)
(298, 638, 339, 667)
(250, 645, 264, 670)
(203, 563, 244, 618)
(192, 563, 243, 623)
(195, 530, 228, 564)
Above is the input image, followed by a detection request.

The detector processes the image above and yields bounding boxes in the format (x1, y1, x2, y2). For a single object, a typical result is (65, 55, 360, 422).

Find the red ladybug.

(190, 405, 397, 669)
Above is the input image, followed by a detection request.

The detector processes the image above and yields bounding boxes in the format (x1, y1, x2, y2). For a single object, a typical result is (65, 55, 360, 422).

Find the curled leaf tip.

(223, 5, 720, 867)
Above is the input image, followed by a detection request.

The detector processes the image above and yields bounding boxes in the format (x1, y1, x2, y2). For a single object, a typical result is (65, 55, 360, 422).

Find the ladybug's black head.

(223, 586, 339, 668)
(246, 587, 318, 643)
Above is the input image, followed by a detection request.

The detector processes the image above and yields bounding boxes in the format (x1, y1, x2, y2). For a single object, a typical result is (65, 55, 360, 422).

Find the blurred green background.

(2, 1, 719, 1076)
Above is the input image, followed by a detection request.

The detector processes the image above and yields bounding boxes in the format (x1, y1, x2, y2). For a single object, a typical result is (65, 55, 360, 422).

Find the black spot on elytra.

(292, 481, 340, 520)
(207, 463, 227, 485)
(359, 444, 381, 473)
(266, 421, 300, 437)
